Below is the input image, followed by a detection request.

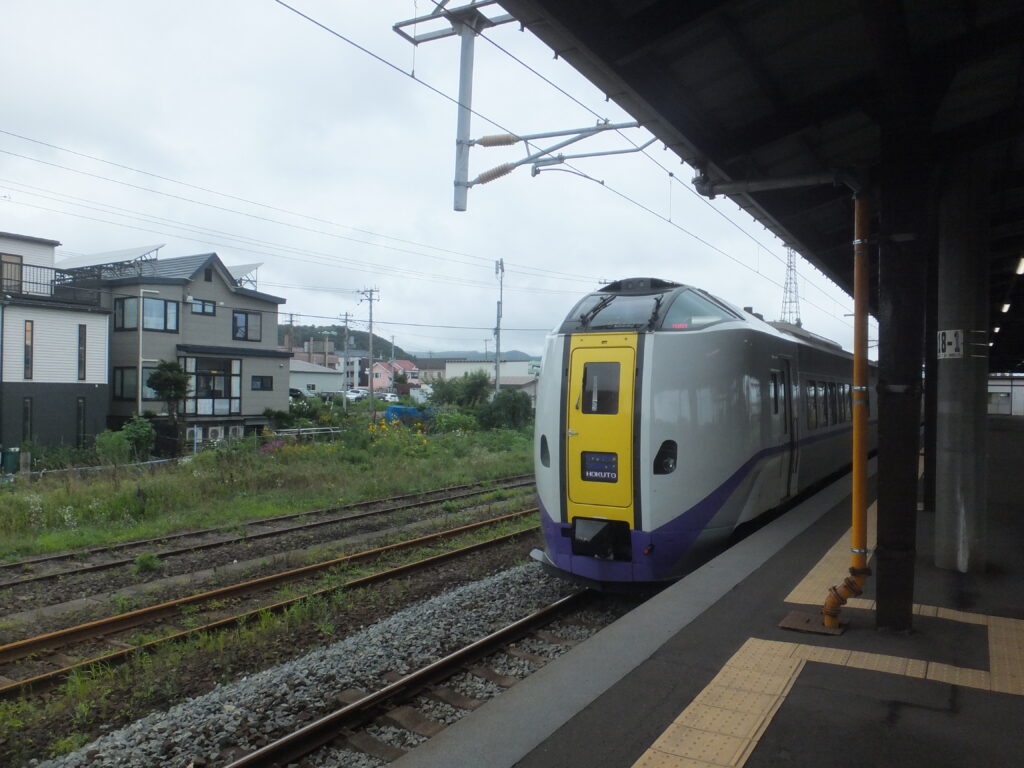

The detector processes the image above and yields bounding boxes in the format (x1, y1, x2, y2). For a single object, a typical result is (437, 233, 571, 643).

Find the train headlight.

(654, 440, 678, 475)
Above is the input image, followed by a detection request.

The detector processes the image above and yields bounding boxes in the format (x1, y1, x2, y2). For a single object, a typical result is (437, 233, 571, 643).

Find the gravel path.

(32, 563, 574, 768)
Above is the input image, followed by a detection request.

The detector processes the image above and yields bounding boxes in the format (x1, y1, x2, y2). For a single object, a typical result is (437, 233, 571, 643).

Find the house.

(63, 249, 290, 442)
(445, 359, 532, 380)
(289, 359, 346, 395)
(0, 232, 110, 451)
(414, 357, 448, 383)
(371, 360, 395, 391)
(390, 359, 420, 389)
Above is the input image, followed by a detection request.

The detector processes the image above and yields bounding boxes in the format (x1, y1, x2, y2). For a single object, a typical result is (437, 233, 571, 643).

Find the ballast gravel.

(33, 563, 573, 768)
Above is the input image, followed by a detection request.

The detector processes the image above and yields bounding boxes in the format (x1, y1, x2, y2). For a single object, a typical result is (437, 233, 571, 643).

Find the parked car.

(381, 393, 401, 403)
(289, 388, 307, 399)
(345, 389, 369, 401)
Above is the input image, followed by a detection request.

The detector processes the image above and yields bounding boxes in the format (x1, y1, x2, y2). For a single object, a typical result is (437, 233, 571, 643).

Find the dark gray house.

(65, 249, 291, 442)
(0, 232, 110, 452)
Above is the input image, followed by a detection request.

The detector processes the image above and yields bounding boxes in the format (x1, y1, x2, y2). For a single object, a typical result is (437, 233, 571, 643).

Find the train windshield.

(659, 290, 738, 330)
(571, 292, 667, 330)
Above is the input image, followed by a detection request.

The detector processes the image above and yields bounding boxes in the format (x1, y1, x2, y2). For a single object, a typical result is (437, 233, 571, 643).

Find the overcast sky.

(1, 0, 872, 357)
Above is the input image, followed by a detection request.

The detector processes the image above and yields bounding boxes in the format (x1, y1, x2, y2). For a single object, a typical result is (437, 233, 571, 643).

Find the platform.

(395, 416, 1024, 768)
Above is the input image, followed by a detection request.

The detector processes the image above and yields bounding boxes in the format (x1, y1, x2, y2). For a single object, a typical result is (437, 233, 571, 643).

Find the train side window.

(581, 362, 620, 414)
(807, 380, 817, 429)
(770, 372, 779, 415)
(817, 382, 826, 427)
(828, 382, 838, 425)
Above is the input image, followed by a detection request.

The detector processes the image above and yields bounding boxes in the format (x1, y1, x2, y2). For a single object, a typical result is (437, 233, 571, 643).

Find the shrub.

(477, 389, 533, 430)
(121, 415, 156, 461)
(432, 410, 478, 433)
(94, 430, 132, 466)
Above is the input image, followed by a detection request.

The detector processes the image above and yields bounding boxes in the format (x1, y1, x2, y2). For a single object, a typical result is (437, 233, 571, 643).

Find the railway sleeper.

(506, 647, 551, 666)
(380, 705, 445, 737)
(467, 665, 519, 688)
(343, 729, 407, 762)
(426, 684, 484, 710)
(535, 628, 579, 646)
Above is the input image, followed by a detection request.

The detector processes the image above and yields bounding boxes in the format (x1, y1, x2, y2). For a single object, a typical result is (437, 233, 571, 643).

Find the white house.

(290, 359, 347, 394)
(1, 231, 110, 450)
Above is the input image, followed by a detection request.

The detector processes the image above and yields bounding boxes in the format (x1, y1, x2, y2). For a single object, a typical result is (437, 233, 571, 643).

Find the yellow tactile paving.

(632, 750, 721, 768)
(784, 502, 878, 605)
(632, 502, 1024, 768)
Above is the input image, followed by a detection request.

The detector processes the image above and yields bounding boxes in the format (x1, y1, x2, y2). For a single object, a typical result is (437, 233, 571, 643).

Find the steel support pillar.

(875, 142, 928, 632)
(934, 155, 990, 572)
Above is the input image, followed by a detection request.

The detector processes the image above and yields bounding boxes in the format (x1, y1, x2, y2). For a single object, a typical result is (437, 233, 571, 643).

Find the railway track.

(225, 590, 591, 768)
(0, 474, 533, 590)
(0, 510, 540, 701)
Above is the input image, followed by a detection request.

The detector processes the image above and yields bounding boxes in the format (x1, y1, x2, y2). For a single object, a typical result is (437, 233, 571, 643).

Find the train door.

(771, 361, 797, 498)
(565, 333, 636, 525)
(783, 360, 798, 495)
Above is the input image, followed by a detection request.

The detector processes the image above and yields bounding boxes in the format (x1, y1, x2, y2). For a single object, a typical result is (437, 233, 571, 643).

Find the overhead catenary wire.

(270, 1, 852, 326)
(467, 16, 855, 314)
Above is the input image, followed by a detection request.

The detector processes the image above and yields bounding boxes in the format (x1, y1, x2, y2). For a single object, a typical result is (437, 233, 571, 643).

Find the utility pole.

(390, 335, 396, 362)
(340, 312, 351, 410)
(494, 258, 504, 392)
(483, 338, 489, 361)
(360, 288, 379, 417)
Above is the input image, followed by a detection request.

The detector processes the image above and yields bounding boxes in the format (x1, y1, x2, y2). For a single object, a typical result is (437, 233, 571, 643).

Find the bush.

(121, 415, 156, 460)
(433, 410, 478, 433)
(477, 390, 533, 430)
(94, 430, 132, 466)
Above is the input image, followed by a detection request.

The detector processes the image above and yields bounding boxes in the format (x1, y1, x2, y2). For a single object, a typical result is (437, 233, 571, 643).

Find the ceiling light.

(994, 326, 1001, 333)
(989, 341, 994, 347)
(1003, 303, 1011, 313)
(1017, 257, 1024, 275)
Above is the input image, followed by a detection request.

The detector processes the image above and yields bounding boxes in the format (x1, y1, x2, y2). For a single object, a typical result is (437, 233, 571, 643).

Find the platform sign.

(937, 329, 963, 359)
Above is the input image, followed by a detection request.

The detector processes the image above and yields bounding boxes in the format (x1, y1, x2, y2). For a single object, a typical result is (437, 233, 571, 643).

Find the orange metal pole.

(822, 194, 871, 628)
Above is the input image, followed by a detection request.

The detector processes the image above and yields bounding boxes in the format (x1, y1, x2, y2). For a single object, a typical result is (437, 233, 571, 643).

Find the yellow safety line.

(632, 506, 1024, 768)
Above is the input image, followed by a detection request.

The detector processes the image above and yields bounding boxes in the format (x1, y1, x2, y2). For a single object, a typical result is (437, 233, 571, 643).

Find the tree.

(393, 371, 410, 395)
(120, 415, 156, 460)
(430, 371, 493, 408)
(478, 389, 533, 429)
(146, 360, 190, 424)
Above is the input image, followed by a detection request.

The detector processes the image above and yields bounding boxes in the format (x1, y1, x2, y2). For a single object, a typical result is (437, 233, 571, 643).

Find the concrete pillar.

(934, 155, 990, 572)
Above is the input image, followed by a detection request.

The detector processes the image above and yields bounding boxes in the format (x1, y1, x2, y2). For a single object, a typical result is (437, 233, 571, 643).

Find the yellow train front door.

(566, 333, 636, 524)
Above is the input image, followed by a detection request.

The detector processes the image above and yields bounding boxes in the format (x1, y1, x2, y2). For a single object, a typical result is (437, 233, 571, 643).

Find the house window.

(143, 297, 178, 331)
(191, 298, 216, 315)
(113, 297, 179, 331)
(114, 297, 137, 329)
(22, 398, 33, 443)
(76, 397, 87, 448)
(251, 375, 273, 391)
(113, 367, 136, 400)
(232, 311, 262, 341)
(180, 357, 241, 415)
(24, 320, 33, 380)
(2, 253, 23, 293)
(204, 267, 213, 282)
(78, 325, 87, 381)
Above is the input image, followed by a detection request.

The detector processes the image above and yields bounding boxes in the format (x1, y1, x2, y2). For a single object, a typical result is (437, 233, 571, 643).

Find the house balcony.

(1, 263, 102, 306)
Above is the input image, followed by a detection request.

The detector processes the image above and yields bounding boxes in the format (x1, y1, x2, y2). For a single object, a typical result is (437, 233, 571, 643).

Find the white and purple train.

(531, 277, 875, 585)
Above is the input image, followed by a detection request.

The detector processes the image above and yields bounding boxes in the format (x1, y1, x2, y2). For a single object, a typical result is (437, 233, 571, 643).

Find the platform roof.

(501, 0, 1024, 371)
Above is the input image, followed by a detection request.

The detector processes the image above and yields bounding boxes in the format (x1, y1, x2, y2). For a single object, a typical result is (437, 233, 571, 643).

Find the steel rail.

(0, 477, 533, 588)
(225, 589, 589, 768)
(0, 509, 538, 666)
(0, 525, 540, 701)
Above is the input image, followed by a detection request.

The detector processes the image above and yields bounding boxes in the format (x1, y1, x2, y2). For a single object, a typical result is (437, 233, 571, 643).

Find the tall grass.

(0, 424, 533, 560)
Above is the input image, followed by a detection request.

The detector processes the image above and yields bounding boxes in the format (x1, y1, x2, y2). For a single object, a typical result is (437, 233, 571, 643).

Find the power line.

(269, 3, 851, 326)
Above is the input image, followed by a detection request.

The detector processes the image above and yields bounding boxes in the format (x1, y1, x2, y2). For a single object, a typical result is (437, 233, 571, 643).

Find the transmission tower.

(780, 247, 802, 327)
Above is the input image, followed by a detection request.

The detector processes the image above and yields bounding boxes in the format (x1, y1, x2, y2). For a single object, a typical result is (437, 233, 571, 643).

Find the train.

(530, 277, 876, 585)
